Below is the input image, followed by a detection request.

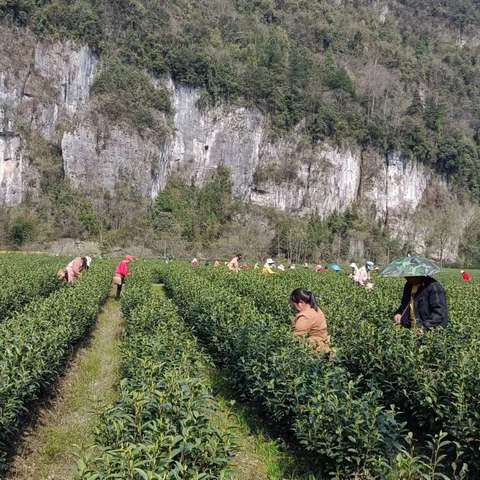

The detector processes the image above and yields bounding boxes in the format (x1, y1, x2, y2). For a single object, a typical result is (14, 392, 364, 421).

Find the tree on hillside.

(417, 188, 463, 265)
(152, 166, 237, 248)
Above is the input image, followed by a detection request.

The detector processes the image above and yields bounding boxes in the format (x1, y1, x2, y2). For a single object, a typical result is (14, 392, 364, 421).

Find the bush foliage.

(0, 260, 112, 470)
(159, 261, 480, 477)
(78, 262, 235, 479)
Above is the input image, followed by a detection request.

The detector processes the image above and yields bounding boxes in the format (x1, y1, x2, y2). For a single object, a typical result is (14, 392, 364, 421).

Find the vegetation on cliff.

(2, 0, 480, 198)
(1, 1, 480, 264)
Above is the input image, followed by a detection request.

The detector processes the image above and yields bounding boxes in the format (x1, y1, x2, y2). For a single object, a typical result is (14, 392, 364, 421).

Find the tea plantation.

(1, 254, 479, 479)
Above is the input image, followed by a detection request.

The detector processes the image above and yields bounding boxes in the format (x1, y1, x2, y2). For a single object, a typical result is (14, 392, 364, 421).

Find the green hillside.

(1, 1, 480, 263)
(2, 0, 480, 196)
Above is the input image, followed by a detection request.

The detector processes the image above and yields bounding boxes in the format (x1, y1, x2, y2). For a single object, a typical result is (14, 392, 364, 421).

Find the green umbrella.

(381, 256, 441, 277)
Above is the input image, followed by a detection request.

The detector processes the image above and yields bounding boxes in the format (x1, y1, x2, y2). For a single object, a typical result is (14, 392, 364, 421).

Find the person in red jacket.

(114, 255, 134, 299)
(461, 270, 473, 282)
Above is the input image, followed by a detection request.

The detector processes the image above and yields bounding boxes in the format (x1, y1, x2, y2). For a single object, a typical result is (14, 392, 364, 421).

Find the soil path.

(7, 296, 124, 480)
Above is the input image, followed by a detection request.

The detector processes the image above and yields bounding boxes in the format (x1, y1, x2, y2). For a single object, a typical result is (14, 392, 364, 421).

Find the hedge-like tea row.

(77, 264, 235, 479)
(0, 253, 65, 321)
(0, 261, 112, 469)
(158, 263, 404, 477)
(202, 267, 479, 474)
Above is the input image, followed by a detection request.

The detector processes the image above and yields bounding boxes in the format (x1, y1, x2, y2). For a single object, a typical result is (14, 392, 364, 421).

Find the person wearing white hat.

(262, 258, 275, 275)
(351, 261, 374, 287)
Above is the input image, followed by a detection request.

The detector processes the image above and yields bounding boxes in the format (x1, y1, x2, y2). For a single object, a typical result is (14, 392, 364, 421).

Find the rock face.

(0, 133, 23, 205)
(0, 28, 473, 258)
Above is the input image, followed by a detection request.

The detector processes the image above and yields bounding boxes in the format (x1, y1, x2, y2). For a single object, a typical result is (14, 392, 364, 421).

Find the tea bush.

(0, 260, 112, 470)
(77, 263, 235, 479)
(157, 263, 404, 477)
(0, 253, 65, 321)
(194, 266, 479, 476)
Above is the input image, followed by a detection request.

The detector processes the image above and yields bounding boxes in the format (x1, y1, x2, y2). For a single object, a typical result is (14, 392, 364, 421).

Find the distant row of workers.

(191, 255, 365, 274)
(191, 256, 474, 284)
(191, 255, 376, 282)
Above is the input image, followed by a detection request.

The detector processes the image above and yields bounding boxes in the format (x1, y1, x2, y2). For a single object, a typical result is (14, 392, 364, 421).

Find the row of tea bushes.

(77, 265, 235, 479)
(206, 267, 478, 475)
(0, 253, 65, 321)
(158, 263, 403, 478)
(0, 261, 112, 470)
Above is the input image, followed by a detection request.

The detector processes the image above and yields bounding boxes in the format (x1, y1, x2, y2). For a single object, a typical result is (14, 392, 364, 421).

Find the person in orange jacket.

(290, 288, 331, 355)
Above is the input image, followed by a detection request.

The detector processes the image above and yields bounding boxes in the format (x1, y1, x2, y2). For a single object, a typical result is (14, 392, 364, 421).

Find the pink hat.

(124, 255, 135, 262)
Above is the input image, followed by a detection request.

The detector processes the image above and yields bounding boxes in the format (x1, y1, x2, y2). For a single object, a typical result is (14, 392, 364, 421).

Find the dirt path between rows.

(7, 295, 124, 480)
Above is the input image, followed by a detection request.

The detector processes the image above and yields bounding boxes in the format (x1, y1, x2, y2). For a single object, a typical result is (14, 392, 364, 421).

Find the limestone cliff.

(0, 28, 473, 258)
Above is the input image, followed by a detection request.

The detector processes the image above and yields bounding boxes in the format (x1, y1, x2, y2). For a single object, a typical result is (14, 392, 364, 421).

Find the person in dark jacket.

(393, 276, 448, 330)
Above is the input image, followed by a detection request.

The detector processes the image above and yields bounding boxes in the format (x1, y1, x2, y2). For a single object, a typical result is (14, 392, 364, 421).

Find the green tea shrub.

(197, 266, 480, 475)
(0, 253, 65, 321)
(0, 260, 112, 470)
(77, 263, 235, 479)
(158, 263, 403, 477)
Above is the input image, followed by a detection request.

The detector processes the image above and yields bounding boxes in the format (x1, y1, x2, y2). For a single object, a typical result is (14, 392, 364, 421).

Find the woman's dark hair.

(81, 257, 88, 270)
(290, 288, 318, 310)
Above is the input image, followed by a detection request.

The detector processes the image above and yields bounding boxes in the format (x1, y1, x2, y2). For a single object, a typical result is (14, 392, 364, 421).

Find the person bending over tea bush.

(290, 288, 332, 355)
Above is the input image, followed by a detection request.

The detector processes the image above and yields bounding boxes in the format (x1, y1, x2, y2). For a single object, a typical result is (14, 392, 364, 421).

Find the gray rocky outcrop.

(0, 27, 474, 259)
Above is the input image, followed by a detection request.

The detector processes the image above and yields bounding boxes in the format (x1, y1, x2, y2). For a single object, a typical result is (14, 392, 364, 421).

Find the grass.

(8, 293, 124, 480)
(209, 369, 318, 480)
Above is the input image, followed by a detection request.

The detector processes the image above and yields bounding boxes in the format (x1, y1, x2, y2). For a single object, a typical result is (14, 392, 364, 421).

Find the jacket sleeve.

(423, 284, 448, 329)
(396, 283, 410, 315)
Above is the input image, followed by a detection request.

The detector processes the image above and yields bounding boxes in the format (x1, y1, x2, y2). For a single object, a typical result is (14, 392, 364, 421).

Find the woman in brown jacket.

(290, 288, 331, 354)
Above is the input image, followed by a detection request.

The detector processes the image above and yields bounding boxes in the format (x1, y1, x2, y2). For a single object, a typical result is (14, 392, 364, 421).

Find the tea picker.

(382, 256, 449, 330)
(290, 288, 332, 355)
(113, 255, 135, 299)
(227, 254, 242, 272)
